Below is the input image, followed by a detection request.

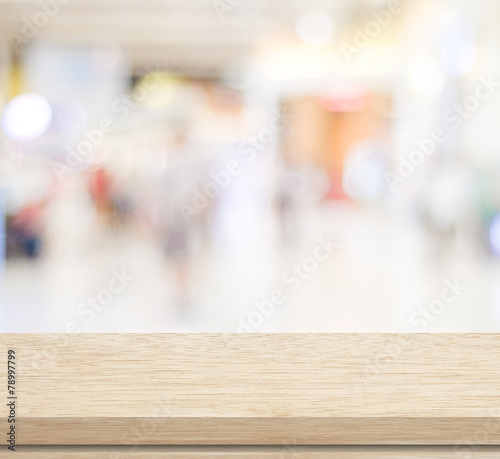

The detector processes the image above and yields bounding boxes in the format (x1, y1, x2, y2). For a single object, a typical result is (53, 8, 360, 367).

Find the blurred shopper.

(276, 160, 299, 245)
(109, 178, 135, 233)
(420, 163, 476, 261)
(88, 168, 113, 219)
(7, 202, 44, 259)
(157, 136, 211, 314)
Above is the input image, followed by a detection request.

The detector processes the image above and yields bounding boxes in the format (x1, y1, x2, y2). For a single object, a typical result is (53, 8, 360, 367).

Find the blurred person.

(109, 178, 135, 233)
(275, 158, 300, 245)
(419, 162, 476, 262)
(88, 168, 113, 220)
(163, 211, 192, 309)
(6, 201, 44, 259)
(156, 136, 213, 314)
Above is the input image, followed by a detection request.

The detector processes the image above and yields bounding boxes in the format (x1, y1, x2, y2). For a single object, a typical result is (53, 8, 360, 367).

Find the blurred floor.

(2, 200, 498, 333)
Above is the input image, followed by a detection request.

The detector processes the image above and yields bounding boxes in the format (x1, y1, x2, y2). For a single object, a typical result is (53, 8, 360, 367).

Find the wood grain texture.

(1, 334, 500, 445)
(1, 446, 500, 458)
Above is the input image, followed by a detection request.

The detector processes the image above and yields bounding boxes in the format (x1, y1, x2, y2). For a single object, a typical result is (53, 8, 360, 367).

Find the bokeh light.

(1, 93, 52, 141)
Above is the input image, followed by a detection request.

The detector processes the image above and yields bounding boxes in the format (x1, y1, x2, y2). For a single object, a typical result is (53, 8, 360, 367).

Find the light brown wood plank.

(1, 447, 500, 458)
(1, 334, 500, 445)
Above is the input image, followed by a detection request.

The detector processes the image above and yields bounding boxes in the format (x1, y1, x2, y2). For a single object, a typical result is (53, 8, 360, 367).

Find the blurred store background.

(0, 0, 499, 332)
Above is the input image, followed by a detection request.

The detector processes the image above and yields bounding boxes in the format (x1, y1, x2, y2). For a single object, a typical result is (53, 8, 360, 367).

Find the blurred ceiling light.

(407, 59, 445, 99)
(257, 43, 333, 80)
(296, 11, 334, 46)
(1, 93, 52, 141)
(259, 53, 321, 79)
(356, 42, 395, 76)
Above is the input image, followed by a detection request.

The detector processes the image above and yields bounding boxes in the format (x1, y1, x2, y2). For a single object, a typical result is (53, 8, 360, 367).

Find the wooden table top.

(1, 334, 499, 445)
